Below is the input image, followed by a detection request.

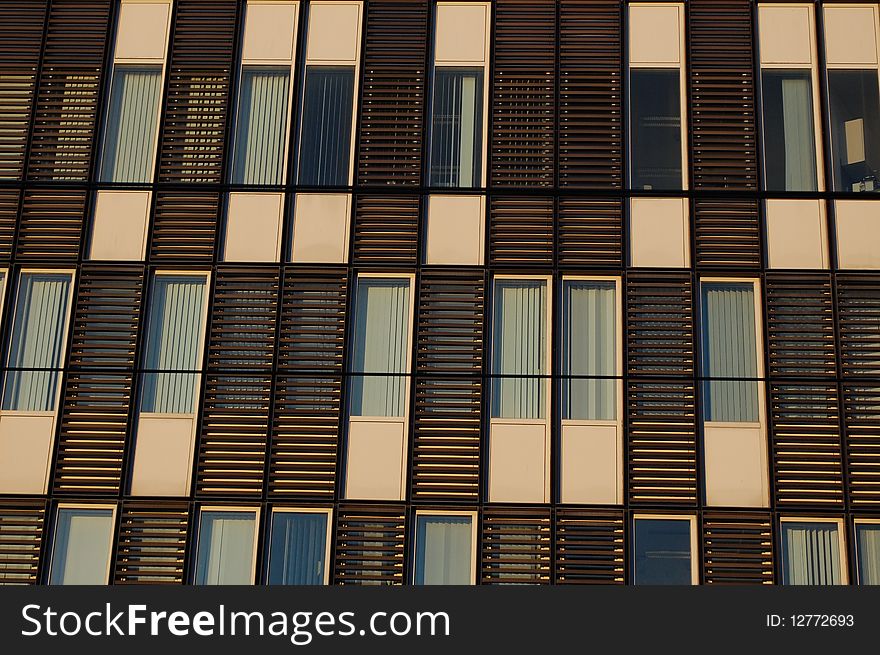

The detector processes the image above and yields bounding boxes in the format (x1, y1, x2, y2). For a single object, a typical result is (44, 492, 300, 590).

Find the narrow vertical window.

(267, 512, 328, 585)
(298, 67, 355, 186)
(630, 69, 682, 190)
(633, 518, 693, 585)
(856, 524, 880, 585)
(3, 272, 72, 411)
(781, 521, 843, 585)
(429, 69, 483, 188)
(231, 67, 291, 185)
(827, 70, 880, 192)
(194, 510, 257, 585)
(762, 70, 819, 191)
(414, 515, 473, 585)
(49, 508, 114, 585)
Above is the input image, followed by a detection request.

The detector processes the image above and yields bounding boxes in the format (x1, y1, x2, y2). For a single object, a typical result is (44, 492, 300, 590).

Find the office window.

(429, 68, 483, 188)
(414, 515, 473, 585)
(781, 521, 842, 585)
(856, 523, 880, 585)
(492, 279, 547, 420)
(298, 67, 355, 186)
(231, 67, 290, 185)
(633, 518, 693, 585)
(2, 272, 71, 412)
(194, 510, 257, 585)
(100, 66, 162, 183)
(762, 70, 818, 191)
(561, 280, 616, 420)
(828, 70, 880, 192)
(630, 69, 682, 190)
(140, 275, 207, 414)
(700, 282, 759, 422)
(267, 512, 328, 585)
(350, 278, 411, 417)
(49, 508, 113, 585)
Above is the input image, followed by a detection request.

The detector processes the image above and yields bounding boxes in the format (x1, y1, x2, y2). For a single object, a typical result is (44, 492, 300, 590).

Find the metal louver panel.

(555, 509, 625, 584)
(334, 506, 406, 585)
(17, 189, 85, 260)
(114, 502, 189, 584)
(150, 192, 218, 260)
(481, 508, 552, 584)
(0, 190, 19, 260)
(693, 199, 761, 268)
(352, 195, 419, 265)
(489, 196, 554, 265)
(702, 512, 773, 584)
(845, 384, 880, 507)
(0, 501, 46, 585)
(557, 198, 622, 267)
(356, 0, 428, 186)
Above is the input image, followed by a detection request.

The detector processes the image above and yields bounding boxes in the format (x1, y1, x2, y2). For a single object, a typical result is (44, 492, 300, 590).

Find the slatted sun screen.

(0, 500, 47, 585)
(555, 508, 625, 584)
(114, 501, 189, 584)
(702, 512, 773, 584)
(334, 505, 406, 585)
(481, 507, 552, 584)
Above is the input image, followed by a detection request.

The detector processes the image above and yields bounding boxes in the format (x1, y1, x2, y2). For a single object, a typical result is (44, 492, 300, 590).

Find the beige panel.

(629, 198, 690, 267)
(242, 2, 298, 63)
(488, 421, 547, 503)
(307, 2, 361, 63)
(824, 5, 879, 66)
(560, 423, 620, 505)
(89, 190, 151, 261)
(629, 4, 681, 66)
(765, 199, 828, 269)
(836, 200, 880, 269)
(425, 195, 485, 265)
(758, 5, 814, 66)
(845, 119, 867, 165)
(0, 414, 56, 494)
(130, 415, 196, 496)
(345, 419, 406, 501)
(435, 3, 489, 65)
(291, 193, 351, 263)
(704, 424, 769, 507)
(114, 2, 172, 62)
(224, 192, 284, 263)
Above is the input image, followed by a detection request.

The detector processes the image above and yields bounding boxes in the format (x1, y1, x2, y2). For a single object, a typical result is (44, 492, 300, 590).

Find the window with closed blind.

(298, 67, 355, 186)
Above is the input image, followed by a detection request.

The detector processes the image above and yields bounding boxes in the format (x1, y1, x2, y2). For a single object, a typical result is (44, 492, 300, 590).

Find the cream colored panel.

(836, 200, 880, 269)
(307, 2, 361, 64)
(824, 5, 879, 66)
(765, 199, 828, 269)
(758, 5, 814, 66)
(704, 424, 769, 507)
(0, 414, 56, 494)
(560, 423, 620, 505)
(629, 198, 690, 267)
(130, 415, 196, 496)
(224, 192, 284, 262)
(114, 2, 172, 62)
(488, 421, 547, 503)
(291, 193, 351, 263)
(435, 3, 489, 65)
(242, 2, 298, 63)
(89, 190, 151, 261)
(345, 419, 406, 500)
(425, 195, 485, 265)
(629, 4, 682, 66)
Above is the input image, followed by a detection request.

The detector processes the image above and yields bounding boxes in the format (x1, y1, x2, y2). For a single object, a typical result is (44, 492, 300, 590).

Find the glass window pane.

(781, 521, 842, 585)
(856, 524, 880, 585)
(562, 280, 616, 420)
(3, 273, 71, 411)
(492, 279, 547, 419)
(701, 282, 759, 422)
(633, 518, 692, 585)
(100, 66, 163, 183)
(414, 515, 472, 585)
(430, 68, 483, 188)
(630, 69, 682, 190)
(828, 70, 880, 193)
(49, 508, 113, 585)
(194, 511, 256, 585)
(298, 66, 355, 186)
(231, 67, 290, 185)
(268, 512, 328, 585)
(761, 70, 818, 191)
(350, 278, 411, 417)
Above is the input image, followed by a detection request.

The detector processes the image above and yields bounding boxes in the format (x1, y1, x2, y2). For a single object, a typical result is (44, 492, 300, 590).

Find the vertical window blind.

(3, 272, 71, 412)
(267, 512, 328, 585)
(231, 68, 290, 185)
(856, 524, 880, 585)
(414, 515, 472, 585)
(49, 508, 113, 585)
(781, 522, 842, 585)
(298, 67, 355, 186)
(194, 511, 256, 585)
(430, 68, 482, 188)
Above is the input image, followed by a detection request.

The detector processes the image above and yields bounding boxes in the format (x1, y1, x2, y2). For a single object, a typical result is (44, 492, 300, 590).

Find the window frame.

(192, 505, 261, 586)
(631, 513, 699, 585)
(412, 510, 478, 586)
(853, 518, 880, 585)
(48, 503, 117, 585)
(779, 516, 849, 585)
(264, 507, 333, 586)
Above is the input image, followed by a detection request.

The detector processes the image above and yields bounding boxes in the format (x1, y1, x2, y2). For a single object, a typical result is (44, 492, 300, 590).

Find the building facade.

(0, 0, 879, 586)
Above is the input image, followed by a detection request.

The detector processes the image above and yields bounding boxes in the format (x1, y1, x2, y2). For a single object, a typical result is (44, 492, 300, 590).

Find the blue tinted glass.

(633, 519, 692, 585)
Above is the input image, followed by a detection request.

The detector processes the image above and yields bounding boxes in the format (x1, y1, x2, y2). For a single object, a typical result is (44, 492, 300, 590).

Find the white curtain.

(141, 275, 206, 414)
(101, 66, 162, 183)
(430, 69, 481, 188)
(350, 278, 410, 417)
(782, 76, 817, 192)
(562, 281, 616, 420)
(857, 525, 880, 585)
(492, 280, 546, 419)
(49, 509, 113, 585)
(194, 511, 256, 585)
(268, 513, 327, 585)
(702, 283, 758, 422)
(232, 68, 290, 185)
(415, 516, 472, 585)
(3, 273, 71, 411)
(782, 522, 842, 585)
